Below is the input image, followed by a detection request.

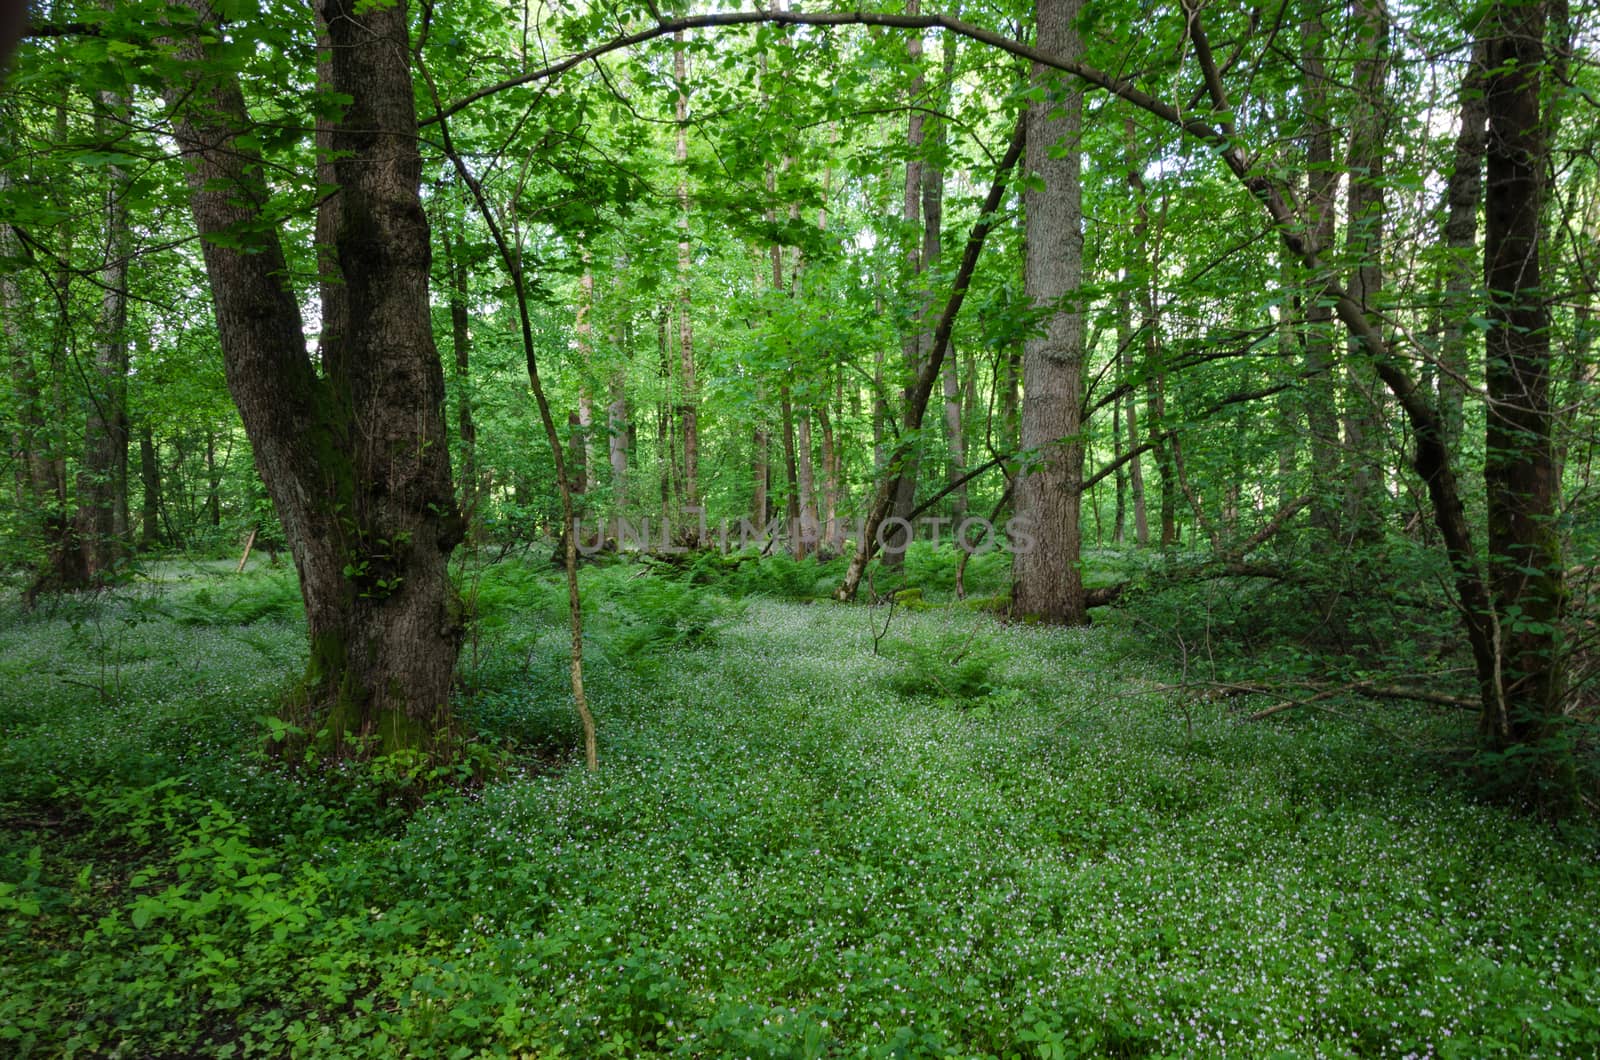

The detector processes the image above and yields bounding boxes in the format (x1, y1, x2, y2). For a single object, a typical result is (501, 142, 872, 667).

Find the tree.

(167, 0, 463, 755)
(1011, 0, 1086, 624)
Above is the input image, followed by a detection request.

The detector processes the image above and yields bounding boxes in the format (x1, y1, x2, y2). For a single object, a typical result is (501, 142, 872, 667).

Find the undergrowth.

(3, 556, 1599, 1057)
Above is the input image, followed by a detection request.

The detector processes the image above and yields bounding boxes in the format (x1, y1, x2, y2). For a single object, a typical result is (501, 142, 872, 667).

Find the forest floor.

(2, 554, 1598, 1057)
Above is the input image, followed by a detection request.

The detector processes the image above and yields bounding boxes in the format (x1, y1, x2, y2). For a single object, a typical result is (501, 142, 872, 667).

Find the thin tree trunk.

(674, 31, 700, 509)
(1440, 39, 1489, 451)
(139, 423, 162, 550)
(1128, 148, 1175, 547)
(441, 222, 478, 533)
(1302, 6, 1341, 535)
(817, 402, 840, 548)
(885, 4, 927, 566)
(1341, 0, 1389, 541)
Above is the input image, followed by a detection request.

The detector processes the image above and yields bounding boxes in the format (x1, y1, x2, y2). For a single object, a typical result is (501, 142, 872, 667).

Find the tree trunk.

(796, 406, 819, 553)
(1011, 0, 1086, 624)
(1440, 40, 1489, 451)
(1341, 0, 1389, 541)
(884, 6, 927, 566)
(817, 402, 840, 548)
(674, 32, 700, 510)
(1479, 0, 1566, 783)
(204, 430, 221, 528)
(139, 423, 162, 551)
(169, 0, 463, 756)
(441, 222, 478, 533)
(1127, 137, 1174, 547)
(1301, 6, 1341, 535)
(779, 384, 802, 556)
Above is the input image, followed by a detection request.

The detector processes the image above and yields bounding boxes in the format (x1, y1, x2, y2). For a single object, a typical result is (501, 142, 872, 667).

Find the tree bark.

(168, 0, 463, 755)
(1479, 0, 1566, 778)
(1011, 0, 1086, 624)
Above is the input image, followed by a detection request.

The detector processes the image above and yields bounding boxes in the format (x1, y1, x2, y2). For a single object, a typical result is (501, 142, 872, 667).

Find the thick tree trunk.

(1479, 0, 1566, 776)
(675, 32, 700, 510)
(1011, 0, 1086, 624)
(169, 0, 463, 755)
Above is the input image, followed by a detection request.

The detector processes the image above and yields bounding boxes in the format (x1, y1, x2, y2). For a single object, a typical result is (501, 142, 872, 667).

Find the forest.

(2, 0, 1599, 1054)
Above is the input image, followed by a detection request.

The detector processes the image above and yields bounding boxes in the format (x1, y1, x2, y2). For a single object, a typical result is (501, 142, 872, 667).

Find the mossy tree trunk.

(168, 0, 462, 756)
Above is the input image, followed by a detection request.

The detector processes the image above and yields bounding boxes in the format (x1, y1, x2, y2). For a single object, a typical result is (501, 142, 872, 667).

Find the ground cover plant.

(3, 557, 1599, 1057)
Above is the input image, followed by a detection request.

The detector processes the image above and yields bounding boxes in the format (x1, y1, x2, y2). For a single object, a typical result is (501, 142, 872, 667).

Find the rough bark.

(168, 0, 462, 755)
(1011, 0, 1086, 624)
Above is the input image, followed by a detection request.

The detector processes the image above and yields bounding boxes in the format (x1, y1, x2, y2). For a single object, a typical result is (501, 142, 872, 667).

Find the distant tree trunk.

(796, 406, 820, 552)
(1127, 153, 1175, 547)
(169, 0, 463, 755)
(1012, 0, 1086, 624)
(608, 372, 628, 510)
(817, 402, 841, 547)
(1440, 39, 1489, 451)
(777, 384, 801, 555)
(441, 222, 478, 532)
(204, 430, 221, 528)
(674, 31, 700, 509)
(752, 414, 769, 531)
(656, 305, 676, 523)
(576, 263, 598, 490)
(999, 346, 1020, 455)
(69, 88, 132, 579)
(1478, 0, 1566, 779)
(139, 423, 162, 551)
(1275, 250, 1300, 514)
(1302, 7, 1341, 535)
(567, 411, 588, 497)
